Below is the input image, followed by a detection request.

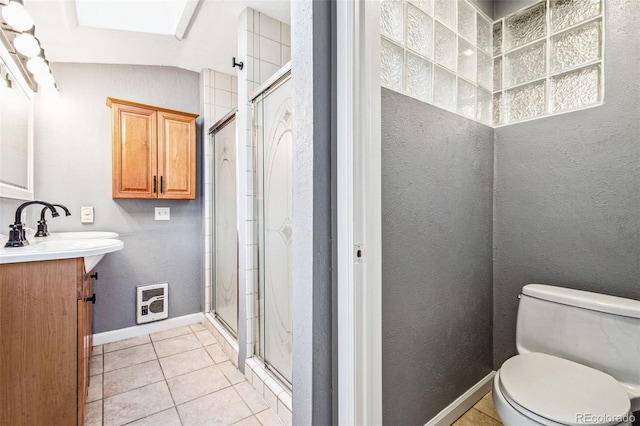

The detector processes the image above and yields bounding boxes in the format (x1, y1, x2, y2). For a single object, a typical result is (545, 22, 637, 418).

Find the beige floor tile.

(103, 359, 165, 397)
(159, 347, 215, 378)
(218, 360, 246, 384)
(154, 333, 202, 358)
(90, 354, 103, 376)
(195, 329, 217, 346)
(104, 335, 151, 353)
(92, 345, 103, 355)
(205, 343, 229, 364)
(150, 326, 193, 342)
(103, 343, 157, 372)
(167, 365, 231, 405)
(190, 323, 206, 332)
(87, 373, 103, 402)
(103, 381, 174, 426)
(255, 408, 284, 426)
(178, 387, 252, 426)
(127, 407, 182, 426)
(475, 391, 502, 422)
(232, 415, 262, 426)
(453, 408, 503, 426)
(234, 381, 268, 414)
(84, 400, 102, 426)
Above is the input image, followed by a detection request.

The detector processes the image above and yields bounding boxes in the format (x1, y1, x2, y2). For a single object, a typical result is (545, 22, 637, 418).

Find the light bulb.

(1, 1, 33, 32)
(34, 71, 54, 86)
(27, 56, 49, 76)
(13, 33, 40, 58)
(38, 84, 59, 96)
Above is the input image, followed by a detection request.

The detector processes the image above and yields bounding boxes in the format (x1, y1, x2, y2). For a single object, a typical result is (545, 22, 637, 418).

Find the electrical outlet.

(155, 207, 170, 221)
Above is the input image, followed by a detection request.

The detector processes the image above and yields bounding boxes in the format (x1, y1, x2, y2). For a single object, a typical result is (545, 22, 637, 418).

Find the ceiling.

(24, 0, 290, 75)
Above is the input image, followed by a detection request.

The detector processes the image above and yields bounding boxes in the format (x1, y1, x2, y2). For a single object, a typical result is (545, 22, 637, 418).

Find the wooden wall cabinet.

(107, 97, 199, 200)
(0, 258, 96, 426)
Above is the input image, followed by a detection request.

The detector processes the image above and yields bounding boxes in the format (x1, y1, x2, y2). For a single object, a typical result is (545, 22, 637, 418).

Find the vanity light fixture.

(1, 0, 33, 32)
(26, 55, 48, 76)
(0, 0, 58, 92)
(34, 70, 53, 85)
(13, 32, 40, 57)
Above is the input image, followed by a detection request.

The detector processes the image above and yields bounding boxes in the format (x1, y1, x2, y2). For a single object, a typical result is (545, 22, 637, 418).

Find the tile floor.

(85, 323, 284, 426)
(453, 391, 503, 426)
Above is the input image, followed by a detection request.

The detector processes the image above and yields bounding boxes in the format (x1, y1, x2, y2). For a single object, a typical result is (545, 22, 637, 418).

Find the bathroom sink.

(47, 231, 119, 240)
(0, 238, 124, 270)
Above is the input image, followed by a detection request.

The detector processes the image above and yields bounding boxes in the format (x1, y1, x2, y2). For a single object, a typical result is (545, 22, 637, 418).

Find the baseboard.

(92, 312, 204, 346)
(424, 371, 496, 426)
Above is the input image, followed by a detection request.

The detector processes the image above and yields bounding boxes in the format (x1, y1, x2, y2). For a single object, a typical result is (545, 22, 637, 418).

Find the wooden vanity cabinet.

(107, 97, 198, 200)
(0, 258, 95, 426)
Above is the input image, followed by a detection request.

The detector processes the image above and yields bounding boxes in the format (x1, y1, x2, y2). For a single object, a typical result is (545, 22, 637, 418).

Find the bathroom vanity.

(0, 236, 122, 425)
(0, 258, 95, 425)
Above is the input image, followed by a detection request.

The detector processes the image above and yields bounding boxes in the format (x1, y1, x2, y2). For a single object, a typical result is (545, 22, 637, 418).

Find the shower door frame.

(209, 109, 240, 339)
(336, 1, 383, 425)
(251, 66, 294, 389)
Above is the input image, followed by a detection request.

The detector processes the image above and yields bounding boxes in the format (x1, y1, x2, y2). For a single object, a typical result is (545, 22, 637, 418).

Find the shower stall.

(252, 66, 293, 385)
(210, 110, 239, 337)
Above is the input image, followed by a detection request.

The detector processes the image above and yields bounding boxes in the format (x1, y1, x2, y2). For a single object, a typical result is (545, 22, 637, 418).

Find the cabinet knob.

(90, 272, 98, 280)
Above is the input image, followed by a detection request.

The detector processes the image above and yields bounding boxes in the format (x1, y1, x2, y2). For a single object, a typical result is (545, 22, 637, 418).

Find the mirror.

(0, 40, 34, 200)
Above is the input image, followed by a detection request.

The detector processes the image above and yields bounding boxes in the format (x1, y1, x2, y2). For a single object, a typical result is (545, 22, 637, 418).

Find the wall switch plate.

(155, 207, 170, 221)
(81, 206, 94, 223)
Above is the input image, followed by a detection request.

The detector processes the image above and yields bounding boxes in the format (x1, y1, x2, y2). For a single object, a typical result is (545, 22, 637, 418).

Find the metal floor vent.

(136, 283, 168, 324)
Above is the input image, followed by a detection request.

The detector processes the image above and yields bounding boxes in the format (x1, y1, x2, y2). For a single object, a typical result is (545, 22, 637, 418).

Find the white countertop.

(0, 235, 123, 270)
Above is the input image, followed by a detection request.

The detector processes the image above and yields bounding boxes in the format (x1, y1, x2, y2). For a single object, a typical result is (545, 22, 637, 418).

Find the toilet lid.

(499, 353, 631, 426)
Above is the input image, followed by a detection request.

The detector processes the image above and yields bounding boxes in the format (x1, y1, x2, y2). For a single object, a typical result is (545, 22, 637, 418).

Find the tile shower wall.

(381, 0, 494, 124)
(493, 0, 604, 125)
(381, 0, 605, 126)
(235, 8, 292, 425)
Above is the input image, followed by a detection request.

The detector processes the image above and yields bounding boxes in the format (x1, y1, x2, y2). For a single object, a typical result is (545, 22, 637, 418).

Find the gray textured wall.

(30, 63, 202, 333)
(493, 0, 640, 367)
(0, 198, 24, 236)
(291, 0, 334, 424)
(381, 88, 494, 425)
(493, 0, 537, 19)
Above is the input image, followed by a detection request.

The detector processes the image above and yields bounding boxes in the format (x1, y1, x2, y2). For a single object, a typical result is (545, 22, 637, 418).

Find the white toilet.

(493, 284, 640, 426)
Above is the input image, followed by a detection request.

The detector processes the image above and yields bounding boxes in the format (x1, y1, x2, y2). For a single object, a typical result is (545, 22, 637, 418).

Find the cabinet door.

(157, 111, 196, 199)
(111, 102, 158, 199)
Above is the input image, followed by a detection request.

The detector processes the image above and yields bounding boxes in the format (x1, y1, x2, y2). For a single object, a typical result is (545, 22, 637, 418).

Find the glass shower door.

(211, 113, 238, 336)
(254, 72, 293, 384)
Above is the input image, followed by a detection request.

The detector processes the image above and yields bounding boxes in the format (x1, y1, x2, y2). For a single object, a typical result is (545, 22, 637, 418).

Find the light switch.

(155, 207, 170, 221)
(81, 206, 94, 223)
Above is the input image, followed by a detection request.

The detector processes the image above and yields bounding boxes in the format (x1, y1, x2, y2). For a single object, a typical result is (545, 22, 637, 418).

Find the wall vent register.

(136, 282, 168, 324)
(380, 0, 604, 126)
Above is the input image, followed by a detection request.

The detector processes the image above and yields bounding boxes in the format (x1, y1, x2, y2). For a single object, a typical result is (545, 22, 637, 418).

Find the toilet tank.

(516, 284, 640, 392)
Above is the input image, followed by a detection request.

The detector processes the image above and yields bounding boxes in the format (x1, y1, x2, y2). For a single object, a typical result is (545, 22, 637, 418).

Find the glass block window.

(380, 0, 495, 125)
(380, 0, 604, 127)
(493, 0, 603, 125)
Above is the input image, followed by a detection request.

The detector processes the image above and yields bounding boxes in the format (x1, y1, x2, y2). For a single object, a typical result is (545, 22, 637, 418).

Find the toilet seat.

(499, 353, 631, 426)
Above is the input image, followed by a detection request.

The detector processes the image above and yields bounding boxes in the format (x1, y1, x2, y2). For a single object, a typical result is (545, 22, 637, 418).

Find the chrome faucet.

(35, 203, 71, 237)
(5, 201, 59, 248)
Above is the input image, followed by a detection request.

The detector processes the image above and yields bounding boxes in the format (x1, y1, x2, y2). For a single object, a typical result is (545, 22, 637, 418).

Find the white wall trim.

(337, 0, 382, 424)
(92, 313, 204, 346)
(424, 372, 496, 426)
(204, 312, 239, 367)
